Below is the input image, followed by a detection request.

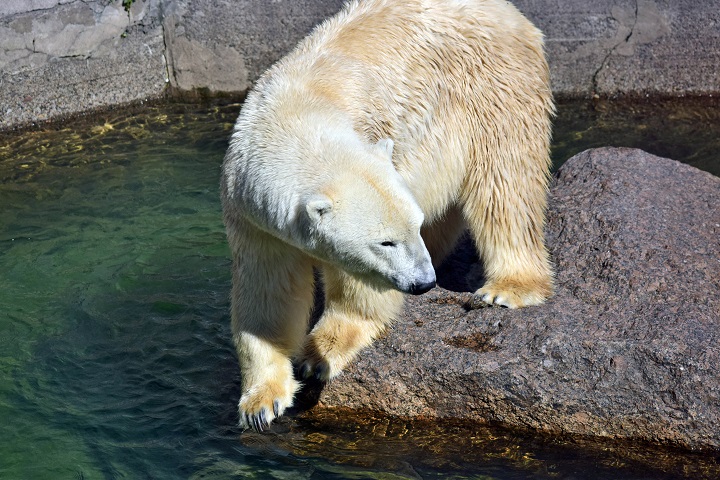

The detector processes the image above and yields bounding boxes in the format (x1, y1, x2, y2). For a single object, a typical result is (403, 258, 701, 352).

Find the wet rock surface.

(313, 147, 720, 450)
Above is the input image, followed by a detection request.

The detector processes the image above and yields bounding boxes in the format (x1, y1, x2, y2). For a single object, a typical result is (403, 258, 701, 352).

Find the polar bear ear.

(374, 138, 394, 159)
(305, 194, 333, 224)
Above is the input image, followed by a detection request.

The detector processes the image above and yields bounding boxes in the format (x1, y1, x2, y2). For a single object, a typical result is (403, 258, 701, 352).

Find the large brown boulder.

(312, 147, 720, 450)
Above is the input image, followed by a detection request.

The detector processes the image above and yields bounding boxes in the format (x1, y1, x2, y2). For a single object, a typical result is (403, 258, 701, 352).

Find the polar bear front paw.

(297, 333, 353, 382)
(238, 376, 299, 432)
(473, 278, 551, 309)
(298, 349, 342, 382)
(298, 356, 334, 382)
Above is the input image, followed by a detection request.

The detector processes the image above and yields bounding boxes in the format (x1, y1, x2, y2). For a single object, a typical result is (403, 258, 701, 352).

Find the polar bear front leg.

(229, 225, 315, 431)
(299, 266, 404, 381)
(234, 333, 300, 431)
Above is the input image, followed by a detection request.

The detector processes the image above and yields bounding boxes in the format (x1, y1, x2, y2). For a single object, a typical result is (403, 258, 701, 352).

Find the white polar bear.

(221, 0, 554, 431)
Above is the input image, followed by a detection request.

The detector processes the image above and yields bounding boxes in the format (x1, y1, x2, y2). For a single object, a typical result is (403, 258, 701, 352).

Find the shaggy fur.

(221, 0, 554, 431)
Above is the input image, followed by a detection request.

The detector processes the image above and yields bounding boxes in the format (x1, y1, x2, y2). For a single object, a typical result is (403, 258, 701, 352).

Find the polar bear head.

(302, 139, 436, 295)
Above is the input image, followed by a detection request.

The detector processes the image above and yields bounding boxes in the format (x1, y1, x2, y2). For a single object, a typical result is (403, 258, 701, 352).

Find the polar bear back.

(259, 0, 553, 222)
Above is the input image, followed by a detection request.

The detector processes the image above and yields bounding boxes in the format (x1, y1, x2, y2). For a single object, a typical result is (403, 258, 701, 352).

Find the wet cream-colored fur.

(221, 0, 554, 431)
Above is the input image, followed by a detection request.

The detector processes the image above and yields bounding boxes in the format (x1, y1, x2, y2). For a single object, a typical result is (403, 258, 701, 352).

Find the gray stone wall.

(163, 0, 345, 93)
(1, 0, 719, 130)
(515, 0, 720, 96)
(0, 0, 168, 129)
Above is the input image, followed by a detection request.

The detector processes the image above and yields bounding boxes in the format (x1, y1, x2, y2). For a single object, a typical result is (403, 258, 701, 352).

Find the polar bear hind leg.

(420, 205, 467, 269)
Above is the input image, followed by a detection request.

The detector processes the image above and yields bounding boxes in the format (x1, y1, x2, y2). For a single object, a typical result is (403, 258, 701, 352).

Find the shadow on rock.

(435, 233, 486, 293)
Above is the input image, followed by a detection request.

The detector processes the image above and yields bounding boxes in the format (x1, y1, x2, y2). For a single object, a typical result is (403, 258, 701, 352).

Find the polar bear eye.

(380, 241, 397, 247)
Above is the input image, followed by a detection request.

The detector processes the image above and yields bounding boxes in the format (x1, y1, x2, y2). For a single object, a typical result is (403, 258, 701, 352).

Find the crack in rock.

(591, 0, 670, 95)
(592, 0, 638, 94)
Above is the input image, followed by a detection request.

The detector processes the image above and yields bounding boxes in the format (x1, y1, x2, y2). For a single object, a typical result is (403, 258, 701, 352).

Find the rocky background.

(1, 0, 719, 130)
(309, 147, 720, 451)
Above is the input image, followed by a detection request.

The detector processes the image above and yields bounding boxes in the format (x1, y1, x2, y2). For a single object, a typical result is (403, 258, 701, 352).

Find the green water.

(551, 96, 720, 176)
(0, 98, 718, 479)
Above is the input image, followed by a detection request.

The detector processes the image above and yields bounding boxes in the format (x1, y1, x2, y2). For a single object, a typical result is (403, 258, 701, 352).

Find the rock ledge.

(316, 147, 720, 451)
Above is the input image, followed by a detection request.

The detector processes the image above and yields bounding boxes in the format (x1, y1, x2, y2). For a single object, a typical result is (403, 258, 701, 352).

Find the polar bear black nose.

(408, 280, 436, 295)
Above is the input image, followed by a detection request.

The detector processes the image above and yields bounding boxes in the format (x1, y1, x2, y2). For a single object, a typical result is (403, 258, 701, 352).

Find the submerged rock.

(312, 147, 720, 451)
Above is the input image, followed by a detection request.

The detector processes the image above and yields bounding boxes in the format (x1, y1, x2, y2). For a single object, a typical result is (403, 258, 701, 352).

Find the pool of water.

(1, 98, 719, 479)
(551, 96, 720, 176)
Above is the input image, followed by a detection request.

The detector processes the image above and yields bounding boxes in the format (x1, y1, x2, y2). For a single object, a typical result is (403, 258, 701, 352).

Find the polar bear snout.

(392, 271, 436, 295)
(392, 249, 436, 295)
(406, 279, 436, 295)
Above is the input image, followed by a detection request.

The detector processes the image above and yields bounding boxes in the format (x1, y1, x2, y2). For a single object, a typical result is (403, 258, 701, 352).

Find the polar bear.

(221, 0, 554, 431)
